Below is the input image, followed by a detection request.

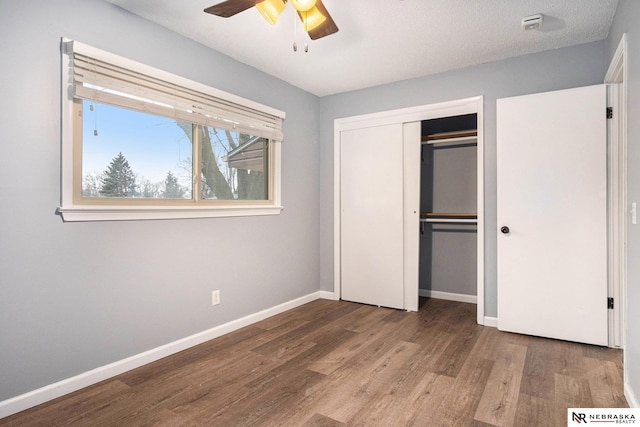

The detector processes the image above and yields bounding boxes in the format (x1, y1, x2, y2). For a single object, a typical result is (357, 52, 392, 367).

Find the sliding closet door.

(340, 123, 404, 309)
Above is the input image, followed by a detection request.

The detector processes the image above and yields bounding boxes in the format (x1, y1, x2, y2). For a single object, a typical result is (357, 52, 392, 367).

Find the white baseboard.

(626, 382, 640, 408)
(318, 290, 339, 300)
(0, 291, 327, 419)
(419, 289, 477, 304)
(483, 316, 498, 328)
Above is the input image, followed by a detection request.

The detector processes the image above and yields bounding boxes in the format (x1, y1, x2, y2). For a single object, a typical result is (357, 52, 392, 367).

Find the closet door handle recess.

(500, 226, 510, 234)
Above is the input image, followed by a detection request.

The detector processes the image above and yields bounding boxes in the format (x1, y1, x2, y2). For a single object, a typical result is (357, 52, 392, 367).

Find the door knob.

(500, 226, 510, 234)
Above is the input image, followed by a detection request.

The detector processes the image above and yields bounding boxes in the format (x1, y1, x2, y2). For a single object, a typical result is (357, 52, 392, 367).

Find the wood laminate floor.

(0, 298, 626, 426)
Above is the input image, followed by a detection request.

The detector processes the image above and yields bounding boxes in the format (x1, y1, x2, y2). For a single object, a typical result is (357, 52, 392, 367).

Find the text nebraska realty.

(573, 412, 636, 424)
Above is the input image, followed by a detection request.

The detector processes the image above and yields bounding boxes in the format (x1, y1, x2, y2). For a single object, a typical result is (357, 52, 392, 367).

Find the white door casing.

(497, 85, 608, 346)
(604, 33, 627, 349)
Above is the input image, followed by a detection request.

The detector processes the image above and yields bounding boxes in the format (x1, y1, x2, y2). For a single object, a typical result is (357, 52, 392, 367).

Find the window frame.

(58, 38, 284, 222)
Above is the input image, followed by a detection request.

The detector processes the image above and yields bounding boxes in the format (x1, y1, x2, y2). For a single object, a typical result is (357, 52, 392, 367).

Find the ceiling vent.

(521, 14, 543, 31)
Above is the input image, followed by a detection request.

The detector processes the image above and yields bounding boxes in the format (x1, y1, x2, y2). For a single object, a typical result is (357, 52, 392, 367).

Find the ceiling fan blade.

(204, 0, 256, 18)
(299, 0, 339, 40)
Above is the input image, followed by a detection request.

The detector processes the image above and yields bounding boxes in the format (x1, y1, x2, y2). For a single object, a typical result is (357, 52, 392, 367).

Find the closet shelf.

(421, 130, 477, 146)
(420, 212, 477, 224)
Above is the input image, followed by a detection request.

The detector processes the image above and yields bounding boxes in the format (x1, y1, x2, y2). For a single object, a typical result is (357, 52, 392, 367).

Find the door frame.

(604, 33, 627, 349)
(334, 96, 485, 321)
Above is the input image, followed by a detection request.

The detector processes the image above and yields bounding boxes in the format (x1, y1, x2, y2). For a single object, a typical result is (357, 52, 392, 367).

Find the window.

(58, 39, 285, 221)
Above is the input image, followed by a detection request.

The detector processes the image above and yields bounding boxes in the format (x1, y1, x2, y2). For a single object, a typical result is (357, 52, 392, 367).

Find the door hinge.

(607, 107, 613, 119)
(608, 297, 614, 309)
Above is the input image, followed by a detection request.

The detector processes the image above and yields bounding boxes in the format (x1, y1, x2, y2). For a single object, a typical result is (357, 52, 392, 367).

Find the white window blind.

(63, 40, 284, 141)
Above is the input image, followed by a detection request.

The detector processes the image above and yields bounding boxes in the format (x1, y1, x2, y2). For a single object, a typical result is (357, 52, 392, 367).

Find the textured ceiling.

(106, 0, 619, 97)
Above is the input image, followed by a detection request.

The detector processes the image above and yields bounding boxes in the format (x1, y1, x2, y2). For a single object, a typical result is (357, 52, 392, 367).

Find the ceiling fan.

(204, 0, 339, 40)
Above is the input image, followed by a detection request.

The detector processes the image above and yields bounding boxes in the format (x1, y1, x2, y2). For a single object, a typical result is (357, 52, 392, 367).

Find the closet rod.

(421, 218, 477, 224)
(420, 213, 477, 224)
(421, 213, 477, 218)
(421, 129, 477, 141)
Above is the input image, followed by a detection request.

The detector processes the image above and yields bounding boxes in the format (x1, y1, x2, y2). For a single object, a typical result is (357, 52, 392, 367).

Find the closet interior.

(420, 114, 478, 302)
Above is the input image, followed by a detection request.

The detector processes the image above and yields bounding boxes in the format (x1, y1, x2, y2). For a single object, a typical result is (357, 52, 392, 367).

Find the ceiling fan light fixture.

(300, 6, 326, 31)
(256, 0, 286, 24)
(204, 0, 338, 41)
(289, 0, 317, 12)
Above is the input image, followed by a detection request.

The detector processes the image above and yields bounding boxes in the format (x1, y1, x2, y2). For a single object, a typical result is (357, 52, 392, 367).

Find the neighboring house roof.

(224, 136, 266, 172)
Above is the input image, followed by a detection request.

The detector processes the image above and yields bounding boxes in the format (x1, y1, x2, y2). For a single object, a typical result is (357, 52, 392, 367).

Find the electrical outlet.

(211, 290, 220, 306)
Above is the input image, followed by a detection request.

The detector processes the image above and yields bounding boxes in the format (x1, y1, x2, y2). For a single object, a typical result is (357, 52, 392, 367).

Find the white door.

(340, 123, 404, 309)
(497, 85, 608, 346)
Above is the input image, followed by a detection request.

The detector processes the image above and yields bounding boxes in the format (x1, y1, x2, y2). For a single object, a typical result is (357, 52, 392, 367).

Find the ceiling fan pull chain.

(303, 10, 309, 52)
(292, 7, 297, 52)
(289, 2, 309, 52)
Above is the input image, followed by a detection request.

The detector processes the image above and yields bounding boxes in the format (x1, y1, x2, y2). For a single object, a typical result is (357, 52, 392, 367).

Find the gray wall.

(0, 0, 320, 400)
(607, 0, 640, 406)
(319, 41, 608, 317)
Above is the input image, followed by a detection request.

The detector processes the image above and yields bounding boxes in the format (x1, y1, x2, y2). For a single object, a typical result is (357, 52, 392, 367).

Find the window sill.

(56, 205, 284, 222)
